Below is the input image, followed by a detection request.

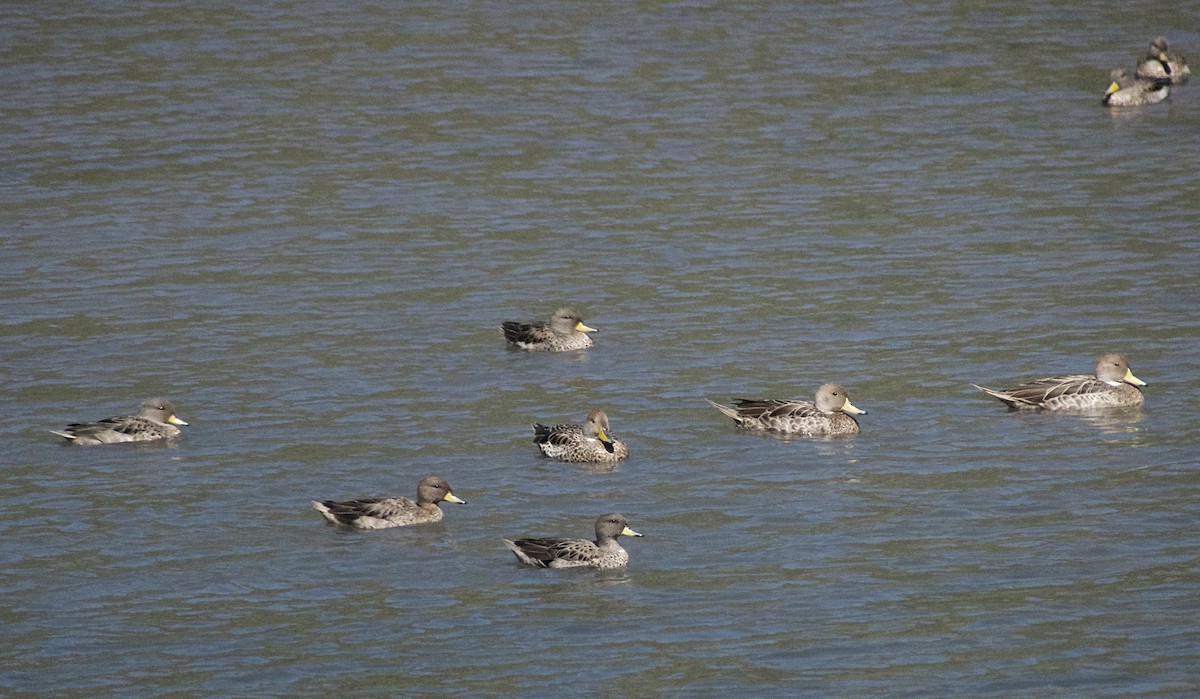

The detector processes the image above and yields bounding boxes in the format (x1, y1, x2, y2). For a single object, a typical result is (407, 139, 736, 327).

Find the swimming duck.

(312, 475, 465, 529)
(503, 513, 642, 569)
(533, 408, 629, 463)
(501, 307, 596, 352)
(707, 383, 867, 436)
(1103, 68, 1170, 107)
(51, 398, 188, 444)
(972, 353, 1146, 411)
(1136, 36, 1190, 84)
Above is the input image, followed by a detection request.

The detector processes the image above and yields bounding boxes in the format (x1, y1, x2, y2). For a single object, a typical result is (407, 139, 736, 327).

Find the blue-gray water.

(2, 1, 1199, 696)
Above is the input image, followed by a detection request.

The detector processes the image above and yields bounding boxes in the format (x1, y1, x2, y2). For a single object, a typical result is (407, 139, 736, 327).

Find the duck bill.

(442, 492, 466, 504)
(597, 427, 616, 453)
(1105, 81, 1120, 96)
(1123, 369, 1147, 387)
(842, 400, 867, 416)
(621, 526, 643, 537)
(168, 415, 189, 426)
(575, 322, 597, 333)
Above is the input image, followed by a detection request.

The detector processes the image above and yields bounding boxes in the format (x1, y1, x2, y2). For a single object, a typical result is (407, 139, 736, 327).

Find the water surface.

(2, 1, 1199, 696)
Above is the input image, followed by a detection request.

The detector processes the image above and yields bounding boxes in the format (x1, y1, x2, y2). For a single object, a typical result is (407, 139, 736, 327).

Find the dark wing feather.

(319, 496, 415, 523)
(533, 423, 583, 446)
(63, 415, 144, 438)
(508, 537, 562, 566)
(511, 537, 598, 565)
(502, 320, 550, 345)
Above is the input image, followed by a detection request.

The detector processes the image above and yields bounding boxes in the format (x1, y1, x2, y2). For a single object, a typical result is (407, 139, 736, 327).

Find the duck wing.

(532, 423, 583, 446)
(730, 399, 822, 420)
(502, 320, 551, 345)
(507, 537, 599, 566)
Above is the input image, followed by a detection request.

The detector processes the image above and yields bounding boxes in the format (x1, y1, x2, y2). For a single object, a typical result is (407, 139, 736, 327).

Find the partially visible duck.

(1136, 36, 1190, 84)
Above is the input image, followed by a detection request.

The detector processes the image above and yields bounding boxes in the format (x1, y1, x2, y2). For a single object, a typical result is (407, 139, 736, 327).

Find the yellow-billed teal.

(972, 353, 1146, 411)
(533, 408, 629, 463)
(504, 513, 642, 569)
(51, 398, 188, 444)
(1104, 68, 1170, 106)
(312, 475, 465, 529)
(708, 383, 867, 436)
(502, 307, 596, 352)
(1136, 36, 1190, 84)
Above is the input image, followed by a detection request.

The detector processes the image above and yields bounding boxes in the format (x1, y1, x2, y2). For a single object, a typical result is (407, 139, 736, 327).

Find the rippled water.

(3, 1, 1199, 696)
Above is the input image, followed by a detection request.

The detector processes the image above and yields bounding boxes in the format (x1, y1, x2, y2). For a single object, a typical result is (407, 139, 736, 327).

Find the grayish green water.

(3, 1, 1199, 696)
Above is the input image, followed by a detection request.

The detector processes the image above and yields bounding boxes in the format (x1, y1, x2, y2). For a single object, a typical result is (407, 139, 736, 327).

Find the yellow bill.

(1123, 369, 1146, 387)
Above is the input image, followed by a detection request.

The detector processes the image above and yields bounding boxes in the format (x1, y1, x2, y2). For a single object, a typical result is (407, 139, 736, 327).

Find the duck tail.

(705, 399, 740, 420)
(971, 384, 1036, 409)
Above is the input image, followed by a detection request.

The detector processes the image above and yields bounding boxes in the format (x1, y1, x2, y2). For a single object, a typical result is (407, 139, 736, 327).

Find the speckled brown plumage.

(312, 475, 466, 529)
(501, 307, 596, 352)
(1136, 36, 1190, 84)
(973, 353, 1146, 411)
(1103, 68, 1169, 107)
(533, 408, 629, 462)
(51, 398, 188, 445)
(504, 513, 642, 569)
(708, 383, 867, 436)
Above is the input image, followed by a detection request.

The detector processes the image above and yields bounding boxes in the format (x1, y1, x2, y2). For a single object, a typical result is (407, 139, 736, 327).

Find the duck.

(533, 408, 629, 463)
(503, 513, 642, 569)
(1103, 68, 1170, 107)
(312, 475, 465, 529)
(972, 353, 1146, 411)
(50, 398, 188, 444)
(1136, 36, 1190, 84)
(707, 383, 867, 436)
(501, 307, 596, 352)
